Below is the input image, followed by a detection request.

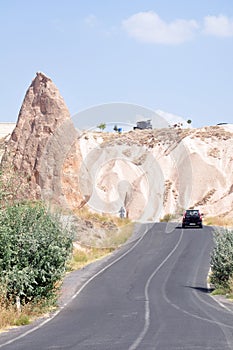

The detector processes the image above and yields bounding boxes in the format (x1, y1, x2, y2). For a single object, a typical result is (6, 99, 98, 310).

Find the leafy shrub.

(210, 229, 233, 289)
(0, 202, 73, 304)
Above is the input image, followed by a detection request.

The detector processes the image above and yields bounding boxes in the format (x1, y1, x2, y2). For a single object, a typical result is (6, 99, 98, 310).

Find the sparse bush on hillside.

(160, 207, 185, 223)
(210, 229, 233, 290)
(0, 202, 73, 305)
(160, 213, 176, 222)
(97, 123, 106, 131)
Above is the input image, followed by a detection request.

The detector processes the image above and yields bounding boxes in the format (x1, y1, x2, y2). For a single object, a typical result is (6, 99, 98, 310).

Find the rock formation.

(1, 73, 233, 221)
(1, 72, 83, 208)
(77, 126, 233, 221)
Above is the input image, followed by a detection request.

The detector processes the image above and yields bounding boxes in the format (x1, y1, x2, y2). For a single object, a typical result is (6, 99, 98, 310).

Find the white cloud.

(203, 15, 233, 37)
(122, 11, 199, 45)
(84, 14, 98, 28)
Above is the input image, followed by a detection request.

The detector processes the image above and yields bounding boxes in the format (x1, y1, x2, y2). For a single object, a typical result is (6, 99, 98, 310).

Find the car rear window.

(186, 210, 199, 216)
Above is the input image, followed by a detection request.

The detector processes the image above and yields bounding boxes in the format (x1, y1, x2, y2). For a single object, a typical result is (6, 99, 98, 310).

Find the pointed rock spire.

(2, 72, 78, 203)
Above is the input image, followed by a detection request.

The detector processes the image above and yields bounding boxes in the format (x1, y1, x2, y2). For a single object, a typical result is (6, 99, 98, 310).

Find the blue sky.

(1, 0, 233, 127)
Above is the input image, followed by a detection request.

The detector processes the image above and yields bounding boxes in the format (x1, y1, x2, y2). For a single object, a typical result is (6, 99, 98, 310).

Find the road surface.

(1, 223, 233, 350)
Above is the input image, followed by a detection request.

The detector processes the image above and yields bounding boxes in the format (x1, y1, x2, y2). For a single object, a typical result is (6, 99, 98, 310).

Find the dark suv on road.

(182, 209, 203, 228)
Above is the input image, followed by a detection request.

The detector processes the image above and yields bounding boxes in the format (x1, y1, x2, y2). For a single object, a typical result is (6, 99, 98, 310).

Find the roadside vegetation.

(0, 170, 134, 331)
(0, 201, 73, 330)
(160, 213, 177, 222)
(204, 216, 233, 227)
(159, 210, 184, 222)
(68, 221, 134, 271)
(69, 208, 134, 270)
(210, 228, 233, 298)
(159, 212, 233, 228)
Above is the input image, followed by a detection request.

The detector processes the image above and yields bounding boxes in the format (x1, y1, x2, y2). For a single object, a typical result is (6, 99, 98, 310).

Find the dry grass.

(211, 277, 233, 299)
(99, 222, 134, 247)
(0, 297, 55, 332)
(76, 207, 109, 222)
(0, 207, 134, 332)
(68, 247, 113, 271)
(76, 207, 131, 227)
(160, 213, 177, 222)
(74, 206, 133, 246)
(204, 216, 233, 227)
(69, 220, 134, 271)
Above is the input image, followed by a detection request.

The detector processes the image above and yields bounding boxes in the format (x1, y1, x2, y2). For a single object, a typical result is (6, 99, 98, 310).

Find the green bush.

(0, 202, 73, 304)
(14, 314, 30, 326)
(210, 229, 233, 289)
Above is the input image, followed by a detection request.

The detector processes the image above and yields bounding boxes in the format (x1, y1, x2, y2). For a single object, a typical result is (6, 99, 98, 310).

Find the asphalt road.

(1, 223, 233, 350)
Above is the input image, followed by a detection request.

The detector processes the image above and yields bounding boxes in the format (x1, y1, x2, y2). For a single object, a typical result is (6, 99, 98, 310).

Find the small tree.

(210, 229, 233, 289)
(97, 123, 106, 131)
(187, 119, 192, 125)
(0, 202, 73, 304)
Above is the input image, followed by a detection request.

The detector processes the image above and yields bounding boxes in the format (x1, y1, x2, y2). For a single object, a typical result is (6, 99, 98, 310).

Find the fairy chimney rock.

(10, 72, 70, 153)
(2, 72, 78, 202)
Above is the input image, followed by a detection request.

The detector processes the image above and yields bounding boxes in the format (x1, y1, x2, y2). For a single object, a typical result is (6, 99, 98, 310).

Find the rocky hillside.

(1, 73, 232, 222)
(77, 125, 233, 221)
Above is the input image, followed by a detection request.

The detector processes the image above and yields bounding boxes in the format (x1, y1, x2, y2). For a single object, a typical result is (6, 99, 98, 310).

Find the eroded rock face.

(1, 73, 233, 221)
(77, 126, 233, 221)
(1, 72, 83, 207)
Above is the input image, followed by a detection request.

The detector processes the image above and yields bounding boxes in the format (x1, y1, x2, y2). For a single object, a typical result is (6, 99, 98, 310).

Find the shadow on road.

(175, 226, 203, 230)
(185, 285, 214, 293)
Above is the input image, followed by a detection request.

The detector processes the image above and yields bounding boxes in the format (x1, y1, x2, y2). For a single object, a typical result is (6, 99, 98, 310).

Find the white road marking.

(128, 229, 184, 350)
(0, 224, 152, 348)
